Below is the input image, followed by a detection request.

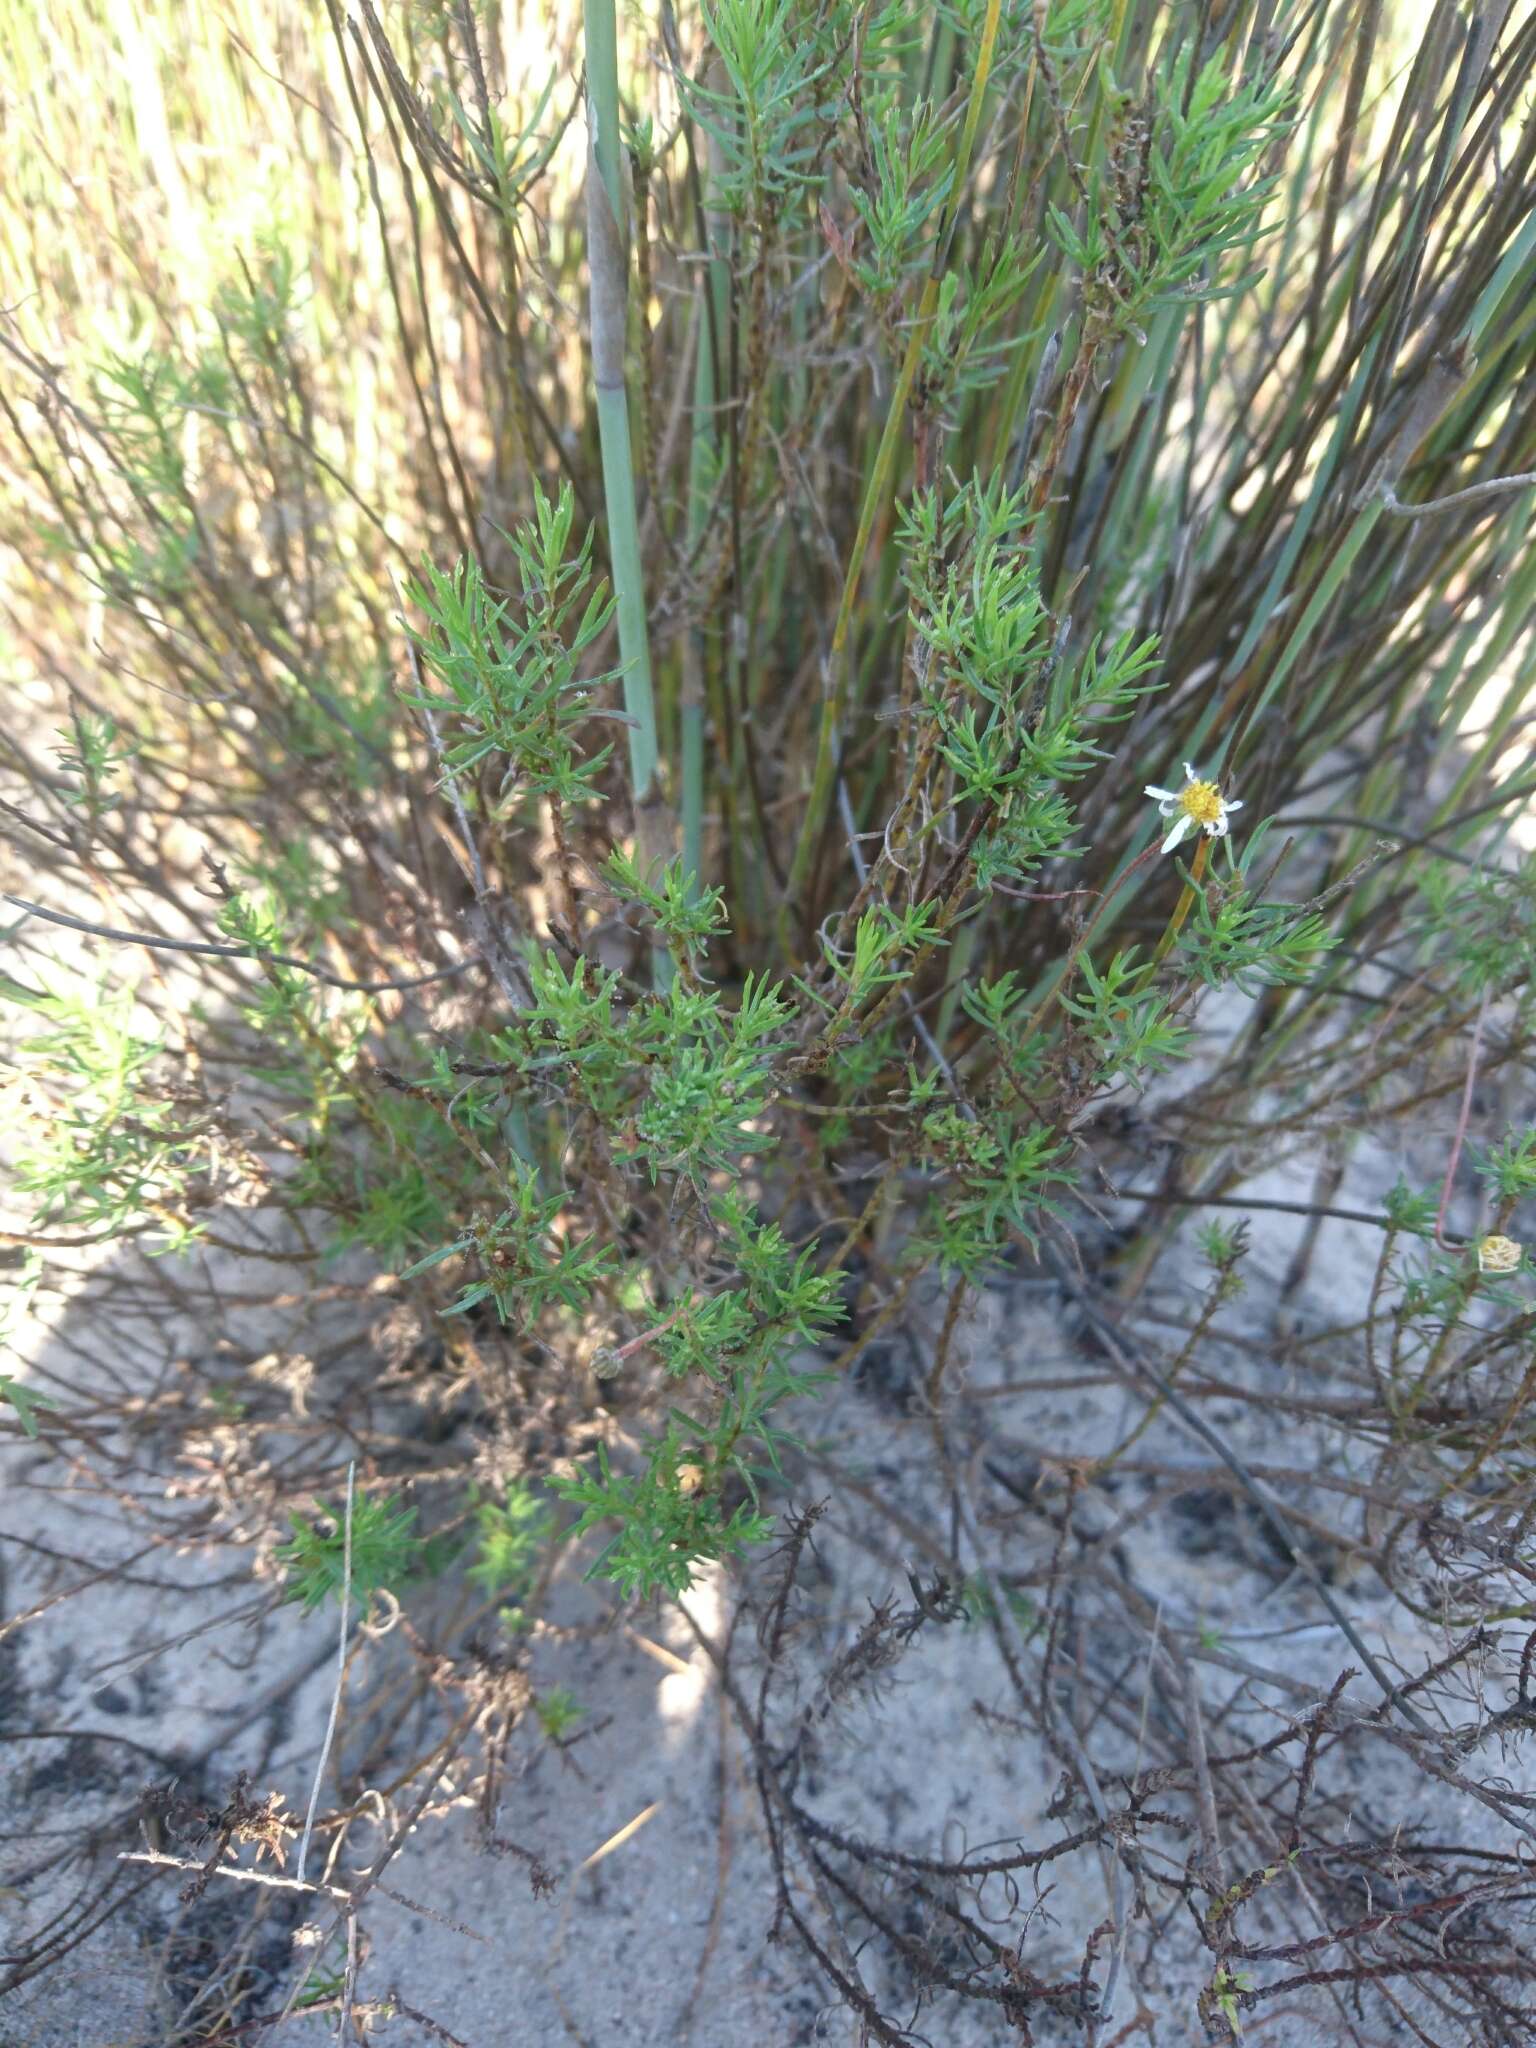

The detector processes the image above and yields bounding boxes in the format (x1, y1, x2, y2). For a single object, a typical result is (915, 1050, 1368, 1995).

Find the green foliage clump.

(468, 1481, 554, 1598)
(8, 978, 206, 1249)
(404, 1164, 614, 1328)
(406, 487, 615, 817)
(277, 1492, 421, 1613)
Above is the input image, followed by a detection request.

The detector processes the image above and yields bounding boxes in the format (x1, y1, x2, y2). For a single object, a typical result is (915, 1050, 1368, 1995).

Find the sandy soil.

(4, 1107, 1534, 2047)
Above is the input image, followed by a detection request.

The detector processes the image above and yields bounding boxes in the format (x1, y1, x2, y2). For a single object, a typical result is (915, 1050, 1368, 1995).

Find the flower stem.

(1148, 835, 1210, 973)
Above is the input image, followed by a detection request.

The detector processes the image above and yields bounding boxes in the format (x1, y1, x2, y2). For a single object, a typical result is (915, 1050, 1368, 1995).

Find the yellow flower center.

(1178, 779, 1223, 828)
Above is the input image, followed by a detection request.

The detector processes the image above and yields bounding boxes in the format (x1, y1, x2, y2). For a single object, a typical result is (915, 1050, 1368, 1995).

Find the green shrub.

(4, 6, 1536, 2029)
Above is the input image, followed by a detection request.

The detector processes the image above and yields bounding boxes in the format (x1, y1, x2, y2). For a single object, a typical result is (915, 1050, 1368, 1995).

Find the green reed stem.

(584, 0, 659, 820)
(782, 0, 1006, 934)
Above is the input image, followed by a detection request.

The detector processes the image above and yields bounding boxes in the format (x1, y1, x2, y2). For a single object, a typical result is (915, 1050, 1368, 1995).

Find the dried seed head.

(1476, 1234, 1522, 1275)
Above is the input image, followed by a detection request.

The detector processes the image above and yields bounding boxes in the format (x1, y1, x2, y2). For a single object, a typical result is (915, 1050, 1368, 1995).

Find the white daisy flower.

(1144, 762, 1243, 855)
